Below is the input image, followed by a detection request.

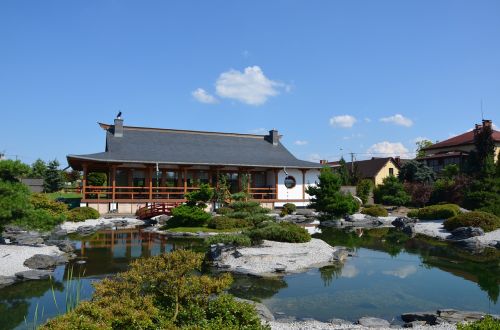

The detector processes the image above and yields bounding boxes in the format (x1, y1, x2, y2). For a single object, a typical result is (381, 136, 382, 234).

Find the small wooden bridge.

(136, 202, 181, 220)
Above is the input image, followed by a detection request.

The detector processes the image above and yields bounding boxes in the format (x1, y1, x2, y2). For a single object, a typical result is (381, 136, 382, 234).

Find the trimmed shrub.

(13, 208, 66, 232)
(361, 205, 388, 217)
(283, 203, 296, 214)
(215, 207, 232, 215)
(228, 211, 252, 219)
(208, 216, 252, 230)
(228, 201, 268, 214)
(205, 234, 252, 247)
(66, 207, 99, 222)
(245, 213, 273, 225)
(167, 204, 211, 228)
(457, 315, 500, 330)
(444, 211, 500, 232)
(411, 204, 461, 220)
(407, 209, 419, 218)
(245, 222, 311, 243)
(30, 193, 68, 217)
(356, 179, 373, 204)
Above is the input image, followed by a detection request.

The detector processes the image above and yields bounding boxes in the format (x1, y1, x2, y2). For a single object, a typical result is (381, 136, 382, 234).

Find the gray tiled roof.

(67, 125, 322, 169)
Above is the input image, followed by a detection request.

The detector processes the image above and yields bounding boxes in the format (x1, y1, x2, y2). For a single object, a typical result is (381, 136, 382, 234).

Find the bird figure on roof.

(117, 111, 122, 119)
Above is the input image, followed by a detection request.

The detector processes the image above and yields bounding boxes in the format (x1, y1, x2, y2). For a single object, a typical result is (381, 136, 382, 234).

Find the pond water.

(1, 227, 499, 329)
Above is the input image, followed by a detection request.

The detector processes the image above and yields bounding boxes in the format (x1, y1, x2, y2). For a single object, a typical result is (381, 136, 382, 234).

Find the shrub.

(216, 207, 232, 215)
(444, 211, 500, 232)
(407, 209, 419, 218)
(457, 315, 500, 330)
(246, 222, 311, 243)
(231, 191, 250, 201)
(30, 193, 68, 217)
(208, 216, 252, 230)
(205, 234, 252, 247)
(229, 201, 268, 214)
(356, 179, 373, 204)
(245, 213, 273, 225)
(66, 207, 100, 222)
(404, 182, 433, 207)
(411, 204, 461, 220)
(167, 204, 211, 228)
(229, 211, 252, 219)
(41, 250, 268, 330)
(13, 208, 66, 232)
(373, 175, 410, 206)
(0, 180, 32, 233)
(361, 205, 388, 217)
(280, 203, 297, 217)
(186, 184, 213, 207)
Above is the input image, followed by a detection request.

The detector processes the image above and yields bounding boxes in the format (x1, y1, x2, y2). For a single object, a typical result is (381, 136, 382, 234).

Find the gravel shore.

(217, 239, 341, 276)
(268, 320, 456, 330)
(59, 217, 145, 233)
(414, 220, 500, 244)
(0, 245, 64, 277)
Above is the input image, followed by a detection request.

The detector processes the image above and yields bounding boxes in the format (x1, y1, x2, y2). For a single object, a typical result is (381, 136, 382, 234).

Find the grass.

(45, 192, 82, 200)
(166, 226, 245, 233)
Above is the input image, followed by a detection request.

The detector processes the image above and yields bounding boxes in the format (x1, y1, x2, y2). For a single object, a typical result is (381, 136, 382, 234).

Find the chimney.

(113, 117, 124, 137)
(394, 156, 401, 166)
(320, 160, 328, 165)
(483, 119, 492, 128)
(267, 129, 280, 146)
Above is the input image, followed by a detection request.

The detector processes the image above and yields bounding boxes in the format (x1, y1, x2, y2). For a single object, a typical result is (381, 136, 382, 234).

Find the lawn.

(45, 192, 83, 200)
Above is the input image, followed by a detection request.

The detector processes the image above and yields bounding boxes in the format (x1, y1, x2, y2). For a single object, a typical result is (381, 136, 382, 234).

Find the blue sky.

(1, 1, 499, 167)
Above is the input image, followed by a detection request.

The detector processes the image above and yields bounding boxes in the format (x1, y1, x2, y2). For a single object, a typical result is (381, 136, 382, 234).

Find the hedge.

(66, 207, 100, 222)
(207, 216, 252, 230)
(444, 211, 500, 232)
(205, 234, 252, 247)
(407, 204, 461, 220)
(167, 204, 211, 228)
(361, 205, 388, 217)
(245, 222, 311, 243)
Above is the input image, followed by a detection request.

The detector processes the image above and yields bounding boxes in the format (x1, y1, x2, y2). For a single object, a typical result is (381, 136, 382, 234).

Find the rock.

(234, 298, 275, 321)
(449, 227, 484, 240)
(343, 214, 383, 227)
(437, 309, 488, 323)
(401, 312, 438, 325)
(0, 276, 16, 288)
(111, 219, 128, 227)
(403, 321, 428, 328)
(274, 265, 287, 273)
(24, 254, 58, 269)
(157, 215, 171, 225)
(56, 240, 75, 253)
(15, 269, 53, 280)
(332, 248, 349, 262)
(320, 220, 343, 227)
(295, 209, 316, 216)
(452, 238, 486, 253)
(357, 316, 390, 327)
(392, 217, 418, 228)
(52, 229, 68, 238)
(402, 224, 416, 238)
(76, 225, 97, 236)
(327, 318, 350, 325)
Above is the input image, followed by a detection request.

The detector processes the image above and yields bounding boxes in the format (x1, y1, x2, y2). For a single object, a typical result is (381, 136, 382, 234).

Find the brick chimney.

(113, 117, 124, 137)
(266, 129, 280, 146)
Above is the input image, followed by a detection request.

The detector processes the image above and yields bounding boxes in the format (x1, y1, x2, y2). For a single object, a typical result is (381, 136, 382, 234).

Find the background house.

(419, 119, 500, 173)
(324, 157, 401, 186)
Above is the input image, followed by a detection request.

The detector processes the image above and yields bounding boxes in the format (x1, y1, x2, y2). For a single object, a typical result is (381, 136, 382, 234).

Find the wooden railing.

(136, 202, 181, 220)
(83, 185, 277, 202)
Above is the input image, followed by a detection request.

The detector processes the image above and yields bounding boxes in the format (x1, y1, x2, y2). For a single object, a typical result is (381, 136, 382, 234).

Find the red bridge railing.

(136, 202, 182, 220)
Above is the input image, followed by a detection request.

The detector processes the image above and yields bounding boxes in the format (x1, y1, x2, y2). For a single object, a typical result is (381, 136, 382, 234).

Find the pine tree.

(44, 159, 63, 193)
(31, 159, 47, 178)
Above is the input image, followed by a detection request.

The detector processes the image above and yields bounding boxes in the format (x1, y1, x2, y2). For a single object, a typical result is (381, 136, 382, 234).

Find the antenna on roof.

(480, 99, 484, 120)
(117, 111, 122, 119)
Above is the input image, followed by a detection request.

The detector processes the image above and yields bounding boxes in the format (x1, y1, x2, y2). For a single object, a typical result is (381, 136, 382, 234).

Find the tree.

(398, 160, 435, 183)
(306, 166, 359, 219)
(373, 175, 410, 206)
(404, 182, 432, 207)
(64, 170, 81, 183)
(416, 140, 433, 158)
(336, 157, 351, 185)
(43, 159, 63, 193)
(87, 172, 107, 186)
(466, 123, 496, 177)
(214, 174, 231, 207)
(356, 179, 373, 204)
(30, 159, 47, 178)
(0, 160, 30, 182)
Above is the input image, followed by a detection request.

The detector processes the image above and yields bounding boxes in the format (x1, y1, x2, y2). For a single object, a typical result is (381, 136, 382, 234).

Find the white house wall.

(275, 168, 320, 207)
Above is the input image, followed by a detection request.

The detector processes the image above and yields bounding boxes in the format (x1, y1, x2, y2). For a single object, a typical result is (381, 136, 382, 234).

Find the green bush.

(361, 205, 388, 217)
(205, 234, 252, 247)
(457, 315, 500, 330)
(246, 222, 311, 243)
(66, 207, 100, 222)
(283, 203, 296, 214)
(373, 175, 411, 206)
(245, 213, 273, 225)
(228, 211, 252, 219)
(228, 201, 268, 214)
(167, 204, 211, 228)
(216, 207, 232, 215)
(30, 193, 68, 217)
(13, 208, 66, 232)
(186, 184, 214, 207)
(356, 179, 373, 204)
(230, 191, 250, 201)
(208, 216, 252, 230)
(410, 204, 461, 220)
(444, 211, 500, 232)
(407, 209, 419, 218)
(0, 180, 32, 233)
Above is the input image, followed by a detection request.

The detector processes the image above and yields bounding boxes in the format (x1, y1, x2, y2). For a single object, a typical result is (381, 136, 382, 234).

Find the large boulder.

(15, 269, 53, 280)
(401, 312, 438, 325)
(76, 225, 97, 236)
(449, 227, 484, 240)
(402, 224, 417, 238)
(357, 317, 390, 328)
(23, 254, 58, 269)
(2, 226, 44, 245)
(56, 240, 75, 253)
(452, 238, 487, 253)
(392, 217, 418, 228)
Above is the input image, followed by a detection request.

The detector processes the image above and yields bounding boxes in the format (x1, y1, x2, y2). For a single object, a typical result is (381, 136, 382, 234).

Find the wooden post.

(183, 168, 188, 195)
(301, 169, 307, 200)
(111, 165, 117, 201)
(82, 163, 88, 200)
(274, 169, 279, 200)
(148, 166, 153, 200)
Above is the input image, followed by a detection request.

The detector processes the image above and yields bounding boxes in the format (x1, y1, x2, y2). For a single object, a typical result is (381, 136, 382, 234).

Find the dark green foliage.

(231, 191, 250, 201)
(67, 207, 100, 222)
(41, 250, 268, 330)
(463, 177, 500, 216)
(216, 207, 232, 215)
(13, 208, 66, 232)
(280, 203, 296, 217)
(444, 211, 500, 232)
(244, 213, 273, 225)
(0, 159, 30, 182)
(30, 159, 47, 179)
(214, 174, 231, 206)
(361, 205, 388, 217)
(66, 169, 81, 183)
(409, 204, 461, 220)
(228, 211, 252, 219)
(0, 180, 32, 232)
(416, 140, 433, 158)
(443, 164, 460, 179)
(167, 204, 211, 227)
(30, 193, 68, 216)
(208, 216, 252, 230)
(373, 175, 410, 206)
(307, 167, 359, 218)
(228, 201, 268, 213)
(356, 179, 373, 204)
(186, 184, 214, 207)
(44, 159, 63, 193)
(336, 157, 351, 185)
(205, 234, 252, 247)
(86, 172, 107, 186)
(457, 315, 500, 330)
(246, 222, 311, 243)
(398, 160, 435, 183)
(430, 175, 470, 205)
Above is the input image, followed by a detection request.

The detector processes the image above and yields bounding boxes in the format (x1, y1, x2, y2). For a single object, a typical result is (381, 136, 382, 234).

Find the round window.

(284, 175, 296, 189)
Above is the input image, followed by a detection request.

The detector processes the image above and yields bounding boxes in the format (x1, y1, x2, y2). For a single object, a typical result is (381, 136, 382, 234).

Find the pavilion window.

(226, 172, 239, 193)
(133, 170, 146, 187)
(164, 171, 178, 187)
(198, 171, 209, 185)
(251, 172, 266, 188)
(115, 170, 128, 186)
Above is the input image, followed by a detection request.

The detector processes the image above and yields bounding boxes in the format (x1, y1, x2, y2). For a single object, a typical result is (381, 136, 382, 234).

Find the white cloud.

(248, 128, 268, 134)
(329, 115, 357, 128)
(364, 117, 371, 123)
(192, 88, 218, 104)
(367, 141, 409, 157)
(294, 140, 308, 146)
(215, 66, 285, 105)
(380, 114, 413, 127)
(383, 265, 417, 279)
(341, 265, 359, 278)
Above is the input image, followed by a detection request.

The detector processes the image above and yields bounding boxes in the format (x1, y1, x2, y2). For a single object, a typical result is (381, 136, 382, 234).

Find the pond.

(1, 227, 499, 329)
